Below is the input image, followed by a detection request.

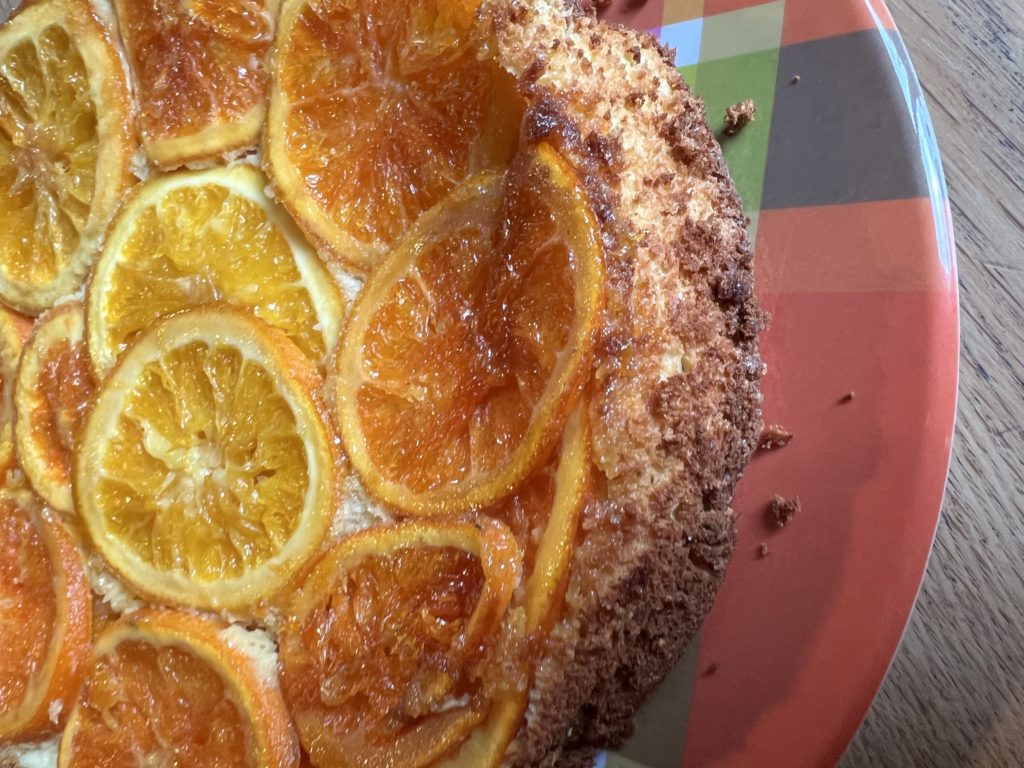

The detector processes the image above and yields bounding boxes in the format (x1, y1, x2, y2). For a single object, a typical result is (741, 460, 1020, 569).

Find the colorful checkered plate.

(598, 1, 958, 766)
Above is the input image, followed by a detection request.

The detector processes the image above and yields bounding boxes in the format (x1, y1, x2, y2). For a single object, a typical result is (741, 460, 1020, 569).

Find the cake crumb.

(758, 425, 793, 451)
(839, 391, 856, 404)
(767, 495, 801, 528)
(723, 99, 756, 136)
(758, 542, 770, 558)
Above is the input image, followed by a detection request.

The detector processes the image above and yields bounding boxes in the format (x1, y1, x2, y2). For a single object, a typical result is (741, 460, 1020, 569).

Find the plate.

(596, 1, 959, 766)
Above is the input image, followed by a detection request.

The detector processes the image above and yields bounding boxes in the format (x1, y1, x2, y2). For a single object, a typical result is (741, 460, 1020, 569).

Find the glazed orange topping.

(0, 0, 135, 314)
(29, 338, 94, 479)
(280, 520, 523, 768)
(66, 638, 251, 766)
(0, 498, 55, 717)
(275, 0, 517, 257)
(0, 25, 93, 286)
(114, 0, 272, 148)
(284, 547, 487, 767)
(338, 144, 603, 514)
(355, 185, 507, 494)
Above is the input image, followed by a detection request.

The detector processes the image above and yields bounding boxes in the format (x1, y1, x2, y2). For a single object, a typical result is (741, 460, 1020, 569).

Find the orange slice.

(265, 0, 521, 272)
(335, 143, 604, 515)
(86, 164, 346, 376)
(279, 518, 523, 768)
(0, 487, 92, 742)
(0, 0, 134, 314)
(113, 0, 278, 168)
(501, 402, 589, 636)
(0, 304, 26, 478)
(14, 302, 95, 513)
(436, 405, 589, 768)
(58, 609, 299, 767)
(74, 308, 337, 615)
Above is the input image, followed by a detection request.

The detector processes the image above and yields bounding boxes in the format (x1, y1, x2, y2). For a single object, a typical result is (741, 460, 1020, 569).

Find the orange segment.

(0, 487, 92, 742)
(15, 302, 95, 512)
(335, 143, 604, 515)
(265, 0, 521, 272)
(0, 0, 134, 313)
(114, 0, 277, 167)
(58, 609, 299, 767)
(74, 308, 337, 615)
(279, 518, 524, 768)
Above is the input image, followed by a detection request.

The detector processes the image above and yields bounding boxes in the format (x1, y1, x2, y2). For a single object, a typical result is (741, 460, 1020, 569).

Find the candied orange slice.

(74, 308, 337, 615)
(265, 0, 521, 272)
(0, 0, 134, 313)
(279, 518, 523, 768)
(113, 0, 277, 168)
(0, 487, 92, 742)
(58, 609, 299, 767)
(435, 406, 589, 767)
(87, 164, 345, 376)
(335, 143, 603, 515)
(0, 304, 26, 478)
(501, 402, 589, 635)
(15, 302, 95, 512)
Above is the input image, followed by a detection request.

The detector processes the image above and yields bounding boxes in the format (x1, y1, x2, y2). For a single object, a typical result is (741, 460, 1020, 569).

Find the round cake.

(0, 0, 764, 766)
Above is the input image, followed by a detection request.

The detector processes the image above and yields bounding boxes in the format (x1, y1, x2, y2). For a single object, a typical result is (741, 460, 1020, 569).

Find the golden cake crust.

(482, 1, 766, 764)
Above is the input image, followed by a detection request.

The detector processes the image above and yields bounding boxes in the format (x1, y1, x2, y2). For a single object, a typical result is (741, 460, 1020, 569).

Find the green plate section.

(682, 47, 780, 213)
(700, 1, 784, 62)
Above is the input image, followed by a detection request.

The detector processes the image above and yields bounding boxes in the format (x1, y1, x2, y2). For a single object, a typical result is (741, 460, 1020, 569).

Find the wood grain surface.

(840, 0, 1024, 766)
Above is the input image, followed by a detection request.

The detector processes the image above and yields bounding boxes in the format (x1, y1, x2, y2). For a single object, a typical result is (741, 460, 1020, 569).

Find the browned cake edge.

(481, 2, 766, 765)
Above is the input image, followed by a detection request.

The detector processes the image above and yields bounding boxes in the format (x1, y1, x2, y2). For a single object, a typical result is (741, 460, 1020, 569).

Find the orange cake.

(0, 0, 763, 766)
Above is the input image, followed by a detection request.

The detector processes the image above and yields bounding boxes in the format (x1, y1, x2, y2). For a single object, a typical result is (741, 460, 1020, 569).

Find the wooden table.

(839, 0, 1024, 765)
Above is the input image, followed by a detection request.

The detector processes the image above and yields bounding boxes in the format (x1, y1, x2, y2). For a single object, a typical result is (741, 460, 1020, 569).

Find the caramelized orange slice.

(502, 402, 589, 635)
(265, 0, 521, 272)
(87, 165, 345, 375)
(15, 302, 95, 512)
(113, 0, 278, 167)
(59, 609, 299, 767)
(436, 405, 589, 768)
(74, 308, 337, 615)
(279, 518, 523, 768)
(335, 143, 603, 515)
(0, 487, 92, 742)
(0, 0, 134, 313)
